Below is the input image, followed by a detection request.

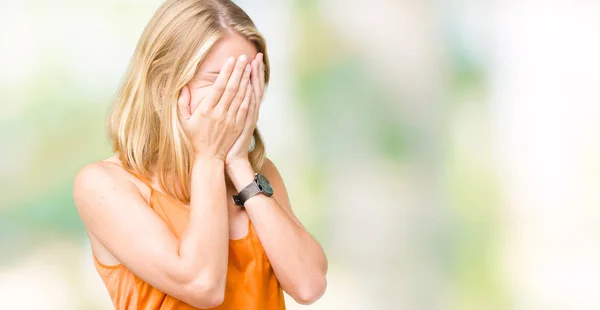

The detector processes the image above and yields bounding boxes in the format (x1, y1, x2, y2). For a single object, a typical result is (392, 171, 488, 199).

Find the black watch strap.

(232, 178, 261, 206)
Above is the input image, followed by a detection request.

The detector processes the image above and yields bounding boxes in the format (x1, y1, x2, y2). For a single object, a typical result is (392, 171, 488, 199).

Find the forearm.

(227, 161, 327, 302)
(178, 157, 229, 285)
(245, 195, 327, 282)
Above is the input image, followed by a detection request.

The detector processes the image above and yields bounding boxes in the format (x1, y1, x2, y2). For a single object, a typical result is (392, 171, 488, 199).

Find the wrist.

(226, 160, 255, 192)
(193, 155, 225, 167)
(225, 158, 251, 170)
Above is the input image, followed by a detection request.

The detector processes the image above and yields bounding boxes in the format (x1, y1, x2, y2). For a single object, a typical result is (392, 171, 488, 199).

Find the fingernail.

(228, 57, 235, 64)
(239, 55, 247, 62)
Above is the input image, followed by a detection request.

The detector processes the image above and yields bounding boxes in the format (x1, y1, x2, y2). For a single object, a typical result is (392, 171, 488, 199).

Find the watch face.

(256, 174, 273, 196)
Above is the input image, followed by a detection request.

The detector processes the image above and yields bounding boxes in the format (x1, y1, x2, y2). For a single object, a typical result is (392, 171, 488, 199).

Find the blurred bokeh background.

(1, 0, 600, 309)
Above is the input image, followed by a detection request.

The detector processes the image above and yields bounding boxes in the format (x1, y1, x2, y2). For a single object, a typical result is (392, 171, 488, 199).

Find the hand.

(225, 53, 266, 167)
(250, 53, 266, 106)
(178, 55, 253, 161)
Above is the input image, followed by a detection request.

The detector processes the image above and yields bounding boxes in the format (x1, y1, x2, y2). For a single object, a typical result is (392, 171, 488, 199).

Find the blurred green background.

(1, 1, 600, 309)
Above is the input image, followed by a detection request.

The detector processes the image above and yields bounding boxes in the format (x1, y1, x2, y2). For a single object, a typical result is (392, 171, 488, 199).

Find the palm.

(226, 124, 254, 162)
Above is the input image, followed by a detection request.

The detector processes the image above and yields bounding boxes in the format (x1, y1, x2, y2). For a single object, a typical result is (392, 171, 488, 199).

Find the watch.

(232, 173, 274, 206)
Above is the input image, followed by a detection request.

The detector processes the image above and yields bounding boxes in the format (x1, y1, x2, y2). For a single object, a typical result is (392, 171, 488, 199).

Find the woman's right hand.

(178, 55, 253, 161)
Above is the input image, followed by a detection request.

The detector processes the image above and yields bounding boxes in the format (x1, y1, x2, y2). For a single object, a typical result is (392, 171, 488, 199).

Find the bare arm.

(74, 54, 254, 309)
(74, 158, 228, 308)
(223, 53, 327, 304)
(226, 159, 328, 305)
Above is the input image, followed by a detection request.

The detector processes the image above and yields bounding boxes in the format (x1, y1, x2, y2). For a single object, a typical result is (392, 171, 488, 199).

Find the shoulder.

(259, 157, 288, 194)
(73, 161, 117, 194)
(74, 159, 125, 192)
(260, 158, 300, 217)
(72, 159, 142, 210)
(260, 157, 281, 178)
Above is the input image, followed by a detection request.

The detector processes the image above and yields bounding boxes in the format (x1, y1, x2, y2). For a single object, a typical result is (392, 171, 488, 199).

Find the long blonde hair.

(107, 0, 270, 203)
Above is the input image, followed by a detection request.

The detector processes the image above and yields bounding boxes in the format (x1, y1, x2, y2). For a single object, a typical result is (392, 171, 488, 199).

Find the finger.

(248, 95, 258, 153)
(245, 88, 257, 127)
(245, 88, 259, 132)
(227, 64, 251, 117)
(177, 85, 191, 120)
(215, 55, 248, 112)
(236, 84, 253, 126)
(202, 56, 236, 110)
(241, 89, 257, 140)
(252, 88, 260, 123)
(250, 59, 262, 105)
(258, 53, 266, 91)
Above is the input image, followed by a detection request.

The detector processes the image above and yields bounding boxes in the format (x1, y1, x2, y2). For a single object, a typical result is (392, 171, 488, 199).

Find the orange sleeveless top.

(93, 164, 286, 310)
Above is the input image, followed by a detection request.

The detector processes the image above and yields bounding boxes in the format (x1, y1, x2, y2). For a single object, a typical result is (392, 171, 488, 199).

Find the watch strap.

(232, 178, 261, 206)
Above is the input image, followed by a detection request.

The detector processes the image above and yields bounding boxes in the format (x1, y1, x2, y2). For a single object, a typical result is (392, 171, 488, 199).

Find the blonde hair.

(107, 0, 270, 203)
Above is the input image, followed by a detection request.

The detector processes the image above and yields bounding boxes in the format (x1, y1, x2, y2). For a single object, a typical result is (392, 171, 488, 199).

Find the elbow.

(292, 275, 327, 305)
(183, 272, 226, 309)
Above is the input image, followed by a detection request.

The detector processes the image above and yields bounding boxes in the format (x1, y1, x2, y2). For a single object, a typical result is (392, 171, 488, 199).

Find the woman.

(72, 0, 328, 309)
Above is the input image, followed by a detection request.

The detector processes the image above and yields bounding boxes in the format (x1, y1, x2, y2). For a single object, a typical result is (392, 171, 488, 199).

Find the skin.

(73, 33, 327, 308)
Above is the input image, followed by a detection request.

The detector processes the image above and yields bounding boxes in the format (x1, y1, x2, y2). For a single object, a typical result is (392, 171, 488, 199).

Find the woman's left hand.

(225, 53, 265, 167)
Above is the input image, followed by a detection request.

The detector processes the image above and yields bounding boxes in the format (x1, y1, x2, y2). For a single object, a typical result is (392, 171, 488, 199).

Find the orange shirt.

(92, 166, 286, 310)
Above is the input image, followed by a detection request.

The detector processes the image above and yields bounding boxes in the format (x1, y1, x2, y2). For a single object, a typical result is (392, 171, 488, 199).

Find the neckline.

(101, 160, 252, 243)
(150, 190, 252, 243)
